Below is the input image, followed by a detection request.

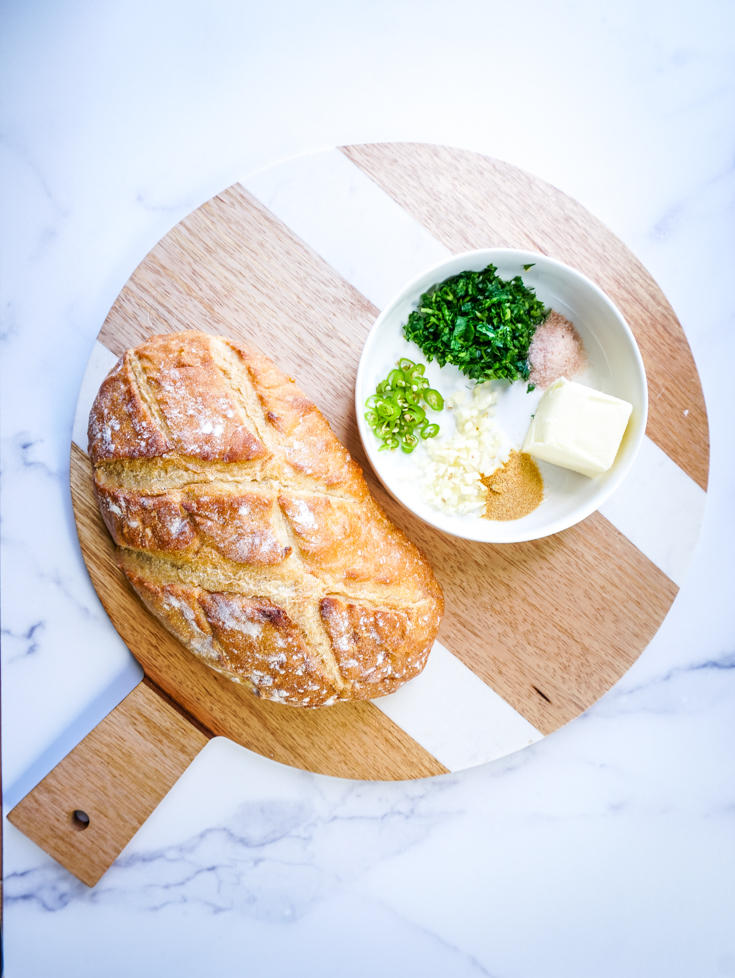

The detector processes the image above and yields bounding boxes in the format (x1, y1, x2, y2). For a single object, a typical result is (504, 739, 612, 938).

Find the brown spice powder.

(482, 450, 544, 521)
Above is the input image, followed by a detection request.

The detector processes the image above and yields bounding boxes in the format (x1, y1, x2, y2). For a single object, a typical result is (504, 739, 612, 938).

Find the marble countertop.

(2, 2, 734, 975)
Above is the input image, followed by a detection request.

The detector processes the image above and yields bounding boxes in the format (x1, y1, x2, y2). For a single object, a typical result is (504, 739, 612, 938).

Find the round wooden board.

(71, 143, 709, 781)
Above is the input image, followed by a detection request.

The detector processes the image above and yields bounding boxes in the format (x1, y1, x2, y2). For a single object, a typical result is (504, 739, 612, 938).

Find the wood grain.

(340, 142, 709, 491)
(70, 443, 448, 782)
(99, 183, 377, 450)
(435, 512, 677, 733)
(354, 481, 678, 734)
(94, 178, 684, 734)
(12, 145, 708, 888)
(7, 681, 209, 887)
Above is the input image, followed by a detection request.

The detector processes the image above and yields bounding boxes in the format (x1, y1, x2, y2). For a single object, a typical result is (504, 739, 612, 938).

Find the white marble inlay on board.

(242, 147, 708, 592)
(373, 640, 543, 771)
(240, 148, 452, 311)
(599, 434, 707, 588)
(4, 0, 734, 970)
(67, 337, 541, 769)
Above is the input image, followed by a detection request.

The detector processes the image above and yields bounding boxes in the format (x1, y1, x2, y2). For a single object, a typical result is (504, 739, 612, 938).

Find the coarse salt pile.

(420, 382, 508, 516)
(528, 310, 586, 389)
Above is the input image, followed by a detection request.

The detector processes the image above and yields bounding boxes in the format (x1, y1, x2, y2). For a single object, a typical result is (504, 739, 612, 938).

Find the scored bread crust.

(88, 331, 443, 707)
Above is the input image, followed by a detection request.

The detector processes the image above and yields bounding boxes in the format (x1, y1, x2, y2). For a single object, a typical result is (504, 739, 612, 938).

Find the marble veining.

(2, 2, 734, 976)
(4, 739, 458, 919)
(6, 793, 450, 919)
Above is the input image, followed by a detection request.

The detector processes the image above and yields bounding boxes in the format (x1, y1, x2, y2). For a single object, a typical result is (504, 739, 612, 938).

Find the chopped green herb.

(522, 263, 536, 271)
(365, 359, 443, 453)
(403, 264, 548, 383)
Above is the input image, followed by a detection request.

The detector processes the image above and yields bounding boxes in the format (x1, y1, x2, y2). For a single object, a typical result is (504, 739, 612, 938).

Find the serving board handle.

(7, 679, 210, 887)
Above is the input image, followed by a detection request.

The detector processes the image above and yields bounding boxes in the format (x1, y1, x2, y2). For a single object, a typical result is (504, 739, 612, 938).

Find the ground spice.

(482, 450, 544, 521)
(528, 310, 586, 389)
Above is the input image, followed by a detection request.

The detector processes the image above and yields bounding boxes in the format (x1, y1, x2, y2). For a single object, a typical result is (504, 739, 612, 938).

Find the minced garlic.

(419, 382, 508, 516)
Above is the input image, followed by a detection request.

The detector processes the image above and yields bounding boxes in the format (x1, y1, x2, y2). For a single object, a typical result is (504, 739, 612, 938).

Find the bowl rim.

(355, 247, 649, 543)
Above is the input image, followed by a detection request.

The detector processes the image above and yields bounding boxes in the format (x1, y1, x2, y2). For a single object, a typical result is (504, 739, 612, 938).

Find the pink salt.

(528, 310, 586, 389)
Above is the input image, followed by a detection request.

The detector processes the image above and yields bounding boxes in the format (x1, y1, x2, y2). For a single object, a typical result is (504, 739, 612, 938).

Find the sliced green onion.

(402, 404, 426, 424)
(423, 389, 444, 411)
(376, 399, 400, 419)
(403, 388, 421, 406)
(365, 358, 445, 452)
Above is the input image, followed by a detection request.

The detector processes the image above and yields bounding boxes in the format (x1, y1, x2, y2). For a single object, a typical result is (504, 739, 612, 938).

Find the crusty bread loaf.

(88, 331, 443, 707)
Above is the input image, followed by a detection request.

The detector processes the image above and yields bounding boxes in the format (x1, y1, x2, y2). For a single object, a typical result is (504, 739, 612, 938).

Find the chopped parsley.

(403, 264, 548, 383)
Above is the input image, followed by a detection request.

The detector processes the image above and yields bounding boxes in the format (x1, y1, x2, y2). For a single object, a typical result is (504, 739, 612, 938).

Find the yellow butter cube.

(522, 378, 633, 478)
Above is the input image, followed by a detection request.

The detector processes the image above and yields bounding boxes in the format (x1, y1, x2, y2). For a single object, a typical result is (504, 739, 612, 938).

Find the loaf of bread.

(88, 331, 443, 707)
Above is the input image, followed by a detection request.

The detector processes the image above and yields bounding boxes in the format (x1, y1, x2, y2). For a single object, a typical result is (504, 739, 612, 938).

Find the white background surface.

(2, 1, 734, 975)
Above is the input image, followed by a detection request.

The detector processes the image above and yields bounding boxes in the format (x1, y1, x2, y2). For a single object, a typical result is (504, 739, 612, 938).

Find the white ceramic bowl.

(355, 248, 648, 543)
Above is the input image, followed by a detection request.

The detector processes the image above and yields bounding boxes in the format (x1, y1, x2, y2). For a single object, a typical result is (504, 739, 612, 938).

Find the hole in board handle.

(69, 810, 90, 831)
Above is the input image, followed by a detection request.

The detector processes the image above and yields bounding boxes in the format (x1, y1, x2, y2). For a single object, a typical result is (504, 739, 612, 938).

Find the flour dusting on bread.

(88, 331, 443, 707)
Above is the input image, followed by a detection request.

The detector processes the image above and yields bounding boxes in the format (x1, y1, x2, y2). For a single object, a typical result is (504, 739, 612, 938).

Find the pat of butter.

(522, 378, 633, 478)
